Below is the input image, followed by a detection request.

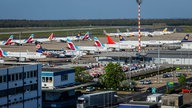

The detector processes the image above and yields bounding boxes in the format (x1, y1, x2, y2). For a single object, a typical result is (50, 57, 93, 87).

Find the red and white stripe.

(138, 4, 141, 52)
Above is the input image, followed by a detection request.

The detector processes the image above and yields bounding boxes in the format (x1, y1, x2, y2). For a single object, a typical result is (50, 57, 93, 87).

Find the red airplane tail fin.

(106, 35, 115, 44)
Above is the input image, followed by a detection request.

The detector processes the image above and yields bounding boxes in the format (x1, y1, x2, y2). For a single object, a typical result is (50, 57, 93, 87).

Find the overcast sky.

(0, 0, 191, 20)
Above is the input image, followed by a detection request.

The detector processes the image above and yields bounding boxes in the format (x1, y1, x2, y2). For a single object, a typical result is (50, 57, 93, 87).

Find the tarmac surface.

(0, 32, 190, 63)
(0, 33, 189, 52)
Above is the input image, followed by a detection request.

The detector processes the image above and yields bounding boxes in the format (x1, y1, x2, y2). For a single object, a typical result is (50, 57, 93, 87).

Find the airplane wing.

(13, 40, 30, 45)
(12, 34, 35, 45)
(0, 48, 46, 61)
(76, 46, 98, 51)
(34, 38, 50, 43)
(34, 33, 54, 44)
(55, 36, 78, 42)
(65, 50, 86, 57)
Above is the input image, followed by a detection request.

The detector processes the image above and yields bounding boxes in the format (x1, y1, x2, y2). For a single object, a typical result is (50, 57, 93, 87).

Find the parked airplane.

(103, 29, 133, 37)
(75, 32, 92, 40)
(163, 28, 176, 35)
(104, 28, 154, 37)
(119, 29, 153, 37)
(54, 32, 91, 43)
(111, 28, 176, 37)
(36, 44, 65, 58)
(13, 34, 34, 45)
(148, 28, 176, 36)
(181, 34, 190, 41)
(0, 35, 14, 45)
(95, 36, 135, 51)
(119, 34, 184, 47)
(64, 50, 86, 57)
(0, 48, 46, 61)
(33, 33, 54, 44)
(67, 38, 108, 54)
(35, 42, 85, 57)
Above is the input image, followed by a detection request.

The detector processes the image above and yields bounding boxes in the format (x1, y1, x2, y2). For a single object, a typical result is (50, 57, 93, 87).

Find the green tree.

(119, 79, 137, 90)
(74, 66, 86, 82)
(81, 72, 94, 83)
(74, 66, 93, 83)
(99, 62, 126, 89)
(178, 75, 186, 86)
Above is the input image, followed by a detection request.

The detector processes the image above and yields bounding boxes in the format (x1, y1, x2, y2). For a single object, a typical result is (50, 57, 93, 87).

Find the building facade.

(161, 94, 183, 108)
(146, 50, 192, 65)
(0, 64, 42, 108)
(41, 68, 75, 89)
(41, 68, 77, 108)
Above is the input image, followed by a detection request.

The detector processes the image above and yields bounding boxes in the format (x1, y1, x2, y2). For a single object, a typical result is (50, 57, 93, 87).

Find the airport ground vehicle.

(77, 91, 117, 108)
(117, 103, 157, 108)
(139, 80, 152, 85)
(182, 82, 192, 93)
(163, 73, 173, 78)
(147, 94, 163, 102)
(85, 87, 95, 92)
(146, 87, 152, 93)
(175, 72, 187, 77)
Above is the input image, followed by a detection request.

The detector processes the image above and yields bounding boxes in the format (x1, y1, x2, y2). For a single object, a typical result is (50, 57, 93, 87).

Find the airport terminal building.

(0, 64, 42, 108)
(146, 50, 192, 65)
(146, 41, 192, 66)
(94, 41, 192, 67)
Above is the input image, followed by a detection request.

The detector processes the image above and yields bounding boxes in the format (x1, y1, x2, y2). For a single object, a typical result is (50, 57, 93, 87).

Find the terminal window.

(61, 74, 68, 81)
(42, 77, 52, 83)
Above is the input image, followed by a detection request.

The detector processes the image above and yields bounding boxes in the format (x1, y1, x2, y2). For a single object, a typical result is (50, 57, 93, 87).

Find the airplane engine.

(17, 57, 26, 62)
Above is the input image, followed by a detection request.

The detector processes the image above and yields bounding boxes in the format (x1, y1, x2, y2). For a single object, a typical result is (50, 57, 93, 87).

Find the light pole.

(118, 41, 120, 63)
(19, 32, 22, 62)
(157, 44, 160, 83)
(136, 0, 142, 53)
(188, 45, 190, 73)
(172, 60, 175, 82)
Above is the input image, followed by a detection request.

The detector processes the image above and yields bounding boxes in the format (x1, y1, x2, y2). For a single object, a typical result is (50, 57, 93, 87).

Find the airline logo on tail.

(48, 33, 54, 41)
(36, 44, 43, 53)
(94, 37, 105, 47)
(182, 34, 189, 41)
(24, 34, 34, 43)
(2, 35, 14, 45)
(35, 44, 48, 55)
(67, 38, 78, 50)
(76, 33, 81, 39)
(0, 48, 8, 57)
(129, 33, 134, 36)
(163, 28, 167, 33)
(119, 35, 125, 41)
(36, 44, 42, 49)
(82, 32, 90, 40)
(106, 35, 116, 44)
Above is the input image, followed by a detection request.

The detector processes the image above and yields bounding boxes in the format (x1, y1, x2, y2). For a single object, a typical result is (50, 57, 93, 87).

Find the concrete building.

(41, 67, 77, 108)
(0, 64, 42, 108)
(146, 41, 192, 66)
(41, 68, 75, 89)
(161, 94, 183, 108)
(93, 40, 192, 67)
(118, 101, 158, 108)
(181, 41, 192, 49)
(146, 50, 192, 65)
(94, 52, 150, 65)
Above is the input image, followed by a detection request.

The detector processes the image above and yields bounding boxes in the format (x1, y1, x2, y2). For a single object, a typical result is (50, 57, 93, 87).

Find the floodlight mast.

(136, 0, 142, 53)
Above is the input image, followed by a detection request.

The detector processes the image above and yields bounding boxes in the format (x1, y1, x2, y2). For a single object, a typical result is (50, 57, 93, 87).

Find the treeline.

(0, 19, 192, 28)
